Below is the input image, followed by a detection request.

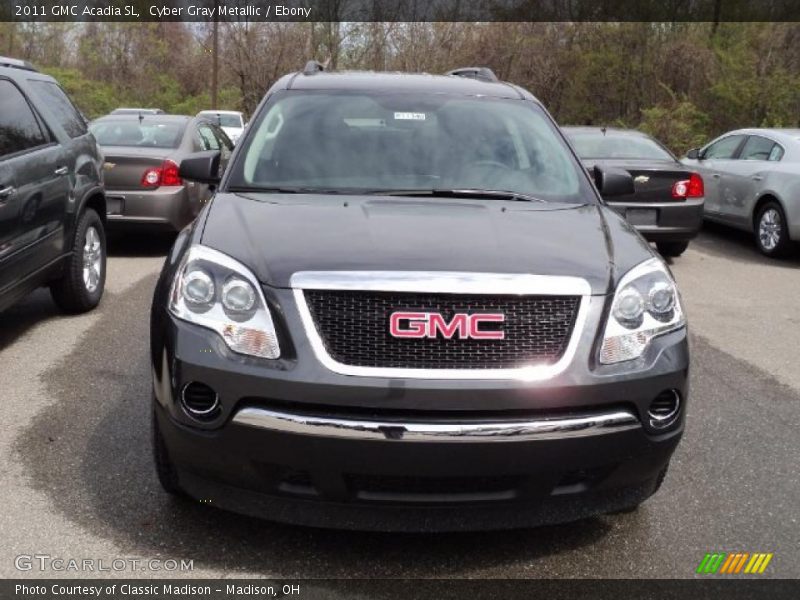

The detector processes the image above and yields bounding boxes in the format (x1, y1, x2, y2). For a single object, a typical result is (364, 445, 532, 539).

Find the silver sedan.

(682, 128, 800, 256)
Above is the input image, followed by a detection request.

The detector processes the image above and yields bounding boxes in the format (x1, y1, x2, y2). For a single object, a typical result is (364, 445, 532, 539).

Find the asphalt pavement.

(0, 225, 798, 579)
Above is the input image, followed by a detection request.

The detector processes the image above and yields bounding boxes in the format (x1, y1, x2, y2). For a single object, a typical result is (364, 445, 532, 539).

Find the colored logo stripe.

(697, 552, 773, 574)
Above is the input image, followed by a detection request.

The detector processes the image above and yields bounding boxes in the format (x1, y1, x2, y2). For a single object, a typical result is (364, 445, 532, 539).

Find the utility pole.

(211, 18, 219, 109)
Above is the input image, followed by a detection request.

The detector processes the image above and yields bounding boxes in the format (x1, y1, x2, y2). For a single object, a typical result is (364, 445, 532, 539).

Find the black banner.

(3, 0, 800, 22)
(2, 580, 800, 600)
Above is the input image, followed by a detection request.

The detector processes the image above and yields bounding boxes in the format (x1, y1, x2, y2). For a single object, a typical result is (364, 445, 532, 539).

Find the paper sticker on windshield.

(394, 112, 426, 121)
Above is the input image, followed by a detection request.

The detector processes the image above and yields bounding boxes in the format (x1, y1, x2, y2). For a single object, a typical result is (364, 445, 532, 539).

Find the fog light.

(648, 389, 681, 429)
(181, 381, 219, 420)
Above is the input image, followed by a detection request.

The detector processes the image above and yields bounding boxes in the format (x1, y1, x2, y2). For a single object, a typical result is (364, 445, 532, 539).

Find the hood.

(200, 193, 654, 294)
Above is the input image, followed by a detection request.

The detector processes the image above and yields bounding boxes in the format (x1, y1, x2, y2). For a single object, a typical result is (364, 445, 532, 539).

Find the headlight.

(600, 257, 685, 364)
(168, 245, 280, 359)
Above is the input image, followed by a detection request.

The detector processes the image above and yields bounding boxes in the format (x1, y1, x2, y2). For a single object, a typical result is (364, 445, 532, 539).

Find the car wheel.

(656, 241, 689, 257)
(755, 201, 792, 257)
(50, 209, 106, 313)
(152, 405, 185, 497)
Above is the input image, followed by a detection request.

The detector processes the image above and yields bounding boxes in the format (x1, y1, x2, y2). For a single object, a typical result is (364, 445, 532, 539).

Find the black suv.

(0, 57, 106, 314)
(151, 65, 689, 531)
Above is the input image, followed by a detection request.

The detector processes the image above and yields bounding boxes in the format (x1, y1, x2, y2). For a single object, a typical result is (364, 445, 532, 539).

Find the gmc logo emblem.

(389, 312, 505, 340)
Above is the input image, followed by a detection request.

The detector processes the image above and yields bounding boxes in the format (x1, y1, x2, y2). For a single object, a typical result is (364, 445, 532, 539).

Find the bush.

(638, 99, 710, 157)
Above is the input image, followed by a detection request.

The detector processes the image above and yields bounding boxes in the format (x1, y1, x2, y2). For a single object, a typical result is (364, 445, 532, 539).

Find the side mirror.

(593, 166, 635, 197)
(179, 150, 221, 184)
(686, 148, 701, 160)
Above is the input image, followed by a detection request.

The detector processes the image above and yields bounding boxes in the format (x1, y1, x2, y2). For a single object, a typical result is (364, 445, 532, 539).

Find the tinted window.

(29, 80, 87, 139)
(0, 79, 49, 158)
(229, 91, 592, 203)
(740, 136, 778, 161)
(567, 131, 674, 160)
(89, 119, 185, 148)
(704, 135, 745, 159)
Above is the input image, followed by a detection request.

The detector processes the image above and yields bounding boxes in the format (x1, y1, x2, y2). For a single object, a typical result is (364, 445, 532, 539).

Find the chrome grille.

(302, 290, 580, 369)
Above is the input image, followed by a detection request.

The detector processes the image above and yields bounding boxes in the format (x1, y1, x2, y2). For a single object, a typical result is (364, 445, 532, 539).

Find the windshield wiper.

(370, 189, 547, 203)
(228, 186, 345, 194)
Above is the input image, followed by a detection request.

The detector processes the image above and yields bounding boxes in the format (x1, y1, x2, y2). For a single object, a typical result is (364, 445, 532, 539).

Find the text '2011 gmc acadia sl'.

(150, 64, 689, 531)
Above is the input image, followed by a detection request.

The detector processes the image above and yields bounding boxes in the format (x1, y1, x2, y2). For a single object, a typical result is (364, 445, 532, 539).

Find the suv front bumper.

(152, 312, 688, 531)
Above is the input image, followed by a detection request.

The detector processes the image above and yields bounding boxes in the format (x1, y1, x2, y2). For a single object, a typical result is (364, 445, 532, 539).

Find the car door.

(0, 78, 70, 295)
(720, 135, 783, 227)
(692, 134, 747, 218)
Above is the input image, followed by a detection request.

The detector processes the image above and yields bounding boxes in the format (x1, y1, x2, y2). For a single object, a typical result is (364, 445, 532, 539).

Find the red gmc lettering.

(469, 314, 505, 339)
(389, 312, 505, 340)
(389, 312, 428, 338)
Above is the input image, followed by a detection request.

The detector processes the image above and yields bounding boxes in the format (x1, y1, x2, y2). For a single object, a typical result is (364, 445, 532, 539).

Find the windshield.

(89, 119, 185, 148)
(226, 91, 593, 203)
(201, 113, 243, 128)
(566, 131, 674, 161)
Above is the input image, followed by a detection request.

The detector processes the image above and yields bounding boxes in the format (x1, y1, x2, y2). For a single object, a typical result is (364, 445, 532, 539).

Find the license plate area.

(106, 196, 124, 216)
(625, 208, 657, 226)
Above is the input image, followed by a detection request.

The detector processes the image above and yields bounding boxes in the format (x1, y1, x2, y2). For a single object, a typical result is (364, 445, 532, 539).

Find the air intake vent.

(648, 390, 681, 429)
(181, 382, 220, 421)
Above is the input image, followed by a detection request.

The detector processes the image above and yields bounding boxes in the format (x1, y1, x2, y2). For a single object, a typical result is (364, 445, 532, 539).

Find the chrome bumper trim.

(232, 407, 640, 442)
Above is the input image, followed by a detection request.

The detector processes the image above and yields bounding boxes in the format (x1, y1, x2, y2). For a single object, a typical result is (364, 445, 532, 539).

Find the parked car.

(196, 110, 246, 144)
(682, 128, 800, 257)
(0, 56, 106, 313)
(110, 107, 165, 115)
(563, 126, 704, 258)
(150, 63, 689, 531)
(89, 114, 233, 232)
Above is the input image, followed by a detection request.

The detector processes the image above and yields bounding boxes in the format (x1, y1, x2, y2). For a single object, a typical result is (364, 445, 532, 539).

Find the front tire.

(755, 201, 792, 257)
(152, 405, 185, 497)
(50, 209, 106, 313)
(656, 241, 689, 257)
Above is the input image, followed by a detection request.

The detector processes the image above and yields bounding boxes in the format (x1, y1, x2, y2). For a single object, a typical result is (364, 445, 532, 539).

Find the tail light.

(141, 160, 182, 187)
(671, 173, 703, 199)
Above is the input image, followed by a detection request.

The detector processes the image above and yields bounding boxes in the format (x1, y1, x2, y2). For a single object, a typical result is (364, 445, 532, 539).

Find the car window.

(703, 135, 745, 159)
(566, 131, 675, 160)
(89, 119, 185, 148)
(229, 91, 593, 203)
(767, 144, 784, 161)
(0, 79, 50, 159)
(740, 135, 778, 161)
(197, 124, 220, 151)
(28, 80, 87, 139)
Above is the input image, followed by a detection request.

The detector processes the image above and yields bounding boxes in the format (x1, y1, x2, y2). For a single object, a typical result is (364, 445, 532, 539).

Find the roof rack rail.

(446, 67, 498, 83)
(303, 60, 325, 75)
(0, 56, 37, 72)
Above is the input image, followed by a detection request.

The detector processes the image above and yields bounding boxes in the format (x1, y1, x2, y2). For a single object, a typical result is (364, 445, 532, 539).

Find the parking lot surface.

(0, 225, 798, 579)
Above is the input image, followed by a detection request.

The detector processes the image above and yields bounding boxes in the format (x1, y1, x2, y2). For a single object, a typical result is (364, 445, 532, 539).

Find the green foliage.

(40, 67, 120, 119)
(40, 68, 242, 120)
(638, 100, 711, 156)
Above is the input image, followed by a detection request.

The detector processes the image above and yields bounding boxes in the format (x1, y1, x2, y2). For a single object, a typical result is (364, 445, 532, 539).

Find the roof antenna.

(138, 111, 144, 124)
(601, 126, 607, 136)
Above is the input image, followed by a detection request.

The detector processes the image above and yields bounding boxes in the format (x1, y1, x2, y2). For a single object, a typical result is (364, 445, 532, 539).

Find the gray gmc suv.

(0, 56, 107, 313)
(150, 64, 689, 531)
